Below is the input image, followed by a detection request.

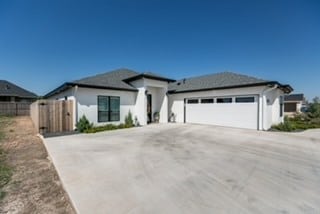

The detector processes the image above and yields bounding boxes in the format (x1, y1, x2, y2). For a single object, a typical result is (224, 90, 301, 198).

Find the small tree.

(76, 115, 93, 132)
(308, 97, 320, 119)
(124, 111, 134, 127)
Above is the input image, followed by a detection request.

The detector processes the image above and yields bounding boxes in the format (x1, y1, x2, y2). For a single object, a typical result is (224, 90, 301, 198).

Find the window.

(235, 97, 255, 103)
(187, 99, 199, 104)
(201, 98, 214, 104)
(217, 98, 232, 103)
(98, 96, 120, 122)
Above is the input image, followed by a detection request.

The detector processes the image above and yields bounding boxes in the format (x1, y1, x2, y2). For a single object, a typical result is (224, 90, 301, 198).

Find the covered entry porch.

(130, 76, 171, 126)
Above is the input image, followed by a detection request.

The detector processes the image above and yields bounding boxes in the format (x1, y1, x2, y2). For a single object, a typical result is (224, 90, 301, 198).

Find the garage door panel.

(186, 99, 258, 129)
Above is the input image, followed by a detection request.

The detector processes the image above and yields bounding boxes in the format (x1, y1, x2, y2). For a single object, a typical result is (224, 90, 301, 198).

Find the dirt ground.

(0, 116, 75, 214)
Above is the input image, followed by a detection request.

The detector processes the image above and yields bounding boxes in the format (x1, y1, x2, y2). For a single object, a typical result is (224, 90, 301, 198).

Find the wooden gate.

(30, 100, 74, 134)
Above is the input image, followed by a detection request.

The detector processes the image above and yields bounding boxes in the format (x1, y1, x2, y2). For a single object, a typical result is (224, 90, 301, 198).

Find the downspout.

(261, 84, 278, 130)
(73, 85, 78, 129)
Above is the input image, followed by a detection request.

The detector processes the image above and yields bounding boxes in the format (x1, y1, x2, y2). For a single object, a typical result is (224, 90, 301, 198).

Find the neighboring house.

(284, 93, 306, 115)
(45, 69, 292, 130)
(0, 80, 37, 103)
(0, 80, 38, 116)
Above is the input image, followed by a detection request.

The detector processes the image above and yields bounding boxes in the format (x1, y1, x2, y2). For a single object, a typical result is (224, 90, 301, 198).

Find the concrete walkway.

(44, 124, 320, 214)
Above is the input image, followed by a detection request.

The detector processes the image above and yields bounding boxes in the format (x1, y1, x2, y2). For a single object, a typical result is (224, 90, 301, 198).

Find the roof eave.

(44, 82, 73, 98)
(278, 84, 293, 94)
(70, 83, 138, 92)
(44, 82, 138, 98)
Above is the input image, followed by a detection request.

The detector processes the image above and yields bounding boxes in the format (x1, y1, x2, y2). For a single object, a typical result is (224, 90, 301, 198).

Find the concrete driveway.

(44, 124, 320, 214)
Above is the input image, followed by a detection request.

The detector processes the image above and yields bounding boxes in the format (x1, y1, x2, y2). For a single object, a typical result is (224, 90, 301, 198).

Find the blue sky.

(0, 0, 319, 100)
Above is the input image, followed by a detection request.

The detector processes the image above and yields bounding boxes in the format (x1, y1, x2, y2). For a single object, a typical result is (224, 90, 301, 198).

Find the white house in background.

(45, 69, 292, 130)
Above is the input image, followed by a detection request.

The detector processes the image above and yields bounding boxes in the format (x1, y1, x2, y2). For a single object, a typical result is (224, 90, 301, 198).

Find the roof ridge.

(175, 71, 268, 82)
(73, 68, 139, 82)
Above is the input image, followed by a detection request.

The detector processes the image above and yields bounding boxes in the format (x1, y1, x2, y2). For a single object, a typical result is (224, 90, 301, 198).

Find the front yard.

(0, 116, 74, 213)
(0, 117, 12, 200)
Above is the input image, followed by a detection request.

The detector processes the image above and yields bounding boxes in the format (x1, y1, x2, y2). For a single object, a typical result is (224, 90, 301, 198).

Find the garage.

(185, 96, 259, 129)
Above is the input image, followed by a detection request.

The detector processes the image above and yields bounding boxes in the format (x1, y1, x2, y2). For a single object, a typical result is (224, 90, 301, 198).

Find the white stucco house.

(45, 69, 292, 130)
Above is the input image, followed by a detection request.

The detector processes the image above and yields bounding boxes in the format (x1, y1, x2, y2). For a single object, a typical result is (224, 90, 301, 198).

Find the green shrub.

(271, 120, 296, 132)
(124, 111, 134, 127)
(83, 122, 135, 134)
(118, 123, 125, 129)
(76, 115, 93, 133)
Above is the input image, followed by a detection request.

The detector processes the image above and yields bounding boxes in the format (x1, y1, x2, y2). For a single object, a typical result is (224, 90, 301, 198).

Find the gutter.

(73, 85, 78, 128)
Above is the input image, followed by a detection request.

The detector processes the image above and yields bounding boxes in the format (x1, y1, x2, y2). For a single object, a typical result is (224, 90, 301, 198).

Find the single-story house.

(45, 69, 292, 130)
(284, 93, 306, 115)
(0, 80, 37, 103)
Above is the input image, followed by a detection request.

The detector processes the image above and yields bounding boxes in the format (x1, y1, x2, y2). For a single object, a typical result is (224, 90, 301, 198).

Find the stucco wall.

(76, 87, 137, 125)
(130, 78, 168, 125)
(265, 89, 284, 128)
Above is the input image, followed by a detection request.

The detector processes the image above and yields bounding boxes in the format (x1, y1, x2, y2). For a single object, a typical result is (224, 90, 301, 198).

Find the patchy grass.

(0, 117, 12, 200)
(0, 117, 75, 213)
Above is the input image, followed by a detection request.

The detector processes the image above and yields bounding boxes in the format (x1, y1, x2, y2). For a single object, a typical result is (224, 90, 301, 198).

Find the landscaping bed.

(271, 99, 320, 132)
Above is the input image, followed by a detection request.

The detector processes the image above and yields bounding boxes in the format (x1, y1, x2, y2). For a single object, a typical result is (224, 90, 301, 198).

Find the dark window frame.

(201, 98, 214, 104)
(216, 97, 233, 103)
(235, 97, 255, 103)
(97, 96, 120, 122)
(187, 99, 199, 104)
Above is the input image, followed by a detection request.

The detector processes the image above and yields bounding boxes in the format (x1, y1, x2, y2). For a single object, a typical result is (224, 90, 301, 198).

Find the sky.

(0, 0, 319, 100)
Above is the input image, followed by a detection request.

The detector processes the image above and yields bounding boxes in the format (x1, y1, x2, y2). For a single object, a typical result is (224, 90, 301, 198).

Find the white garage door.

(185, 96, 258, 129)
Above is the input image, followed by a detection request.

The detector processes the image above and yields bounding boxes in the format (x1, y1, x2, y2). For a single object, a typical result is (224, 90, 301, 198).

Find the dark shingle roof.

(45, 68, 176, 97)
(72, 68, 139, 91)
(0, 80, 37, 98)
(45, 69, 293, 97)
(168, 72, 283, 93)
(284, 94, 304, 101)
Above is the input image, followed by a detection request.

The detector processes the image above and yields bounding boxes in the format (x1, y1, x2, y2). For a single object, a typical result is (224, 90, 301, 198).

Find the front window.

(98, 96, 120, 122)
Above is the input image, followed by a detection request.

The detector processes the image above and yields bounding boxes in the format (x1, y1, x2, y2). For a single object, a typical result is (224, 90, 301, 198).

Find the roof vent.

(177, 82, 181, 85)
(5, 85, 10, 90)
(183, 79, 186, 84)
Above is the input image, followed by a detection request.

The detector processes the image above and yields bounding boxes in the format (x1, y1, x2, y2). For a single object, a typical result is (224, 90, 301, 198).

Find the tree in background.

(308, 97, 320, 119)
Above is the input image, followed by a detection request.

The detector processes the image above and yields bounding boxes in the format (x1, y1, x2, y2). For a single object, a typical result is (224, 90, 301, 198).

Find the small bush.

(84, 122, 133, 133)
(76, 115, 93, 133)
(124, 111, 134, 127)
(271, 120, 296, 132)
(271, 113, 320, 132)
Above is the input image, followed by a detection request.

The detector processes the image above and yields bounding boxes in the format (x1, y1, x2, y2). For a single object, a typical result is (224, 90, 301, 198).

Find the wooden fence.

(0, 102, 31, 116)
(30, 100, 74, 134)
